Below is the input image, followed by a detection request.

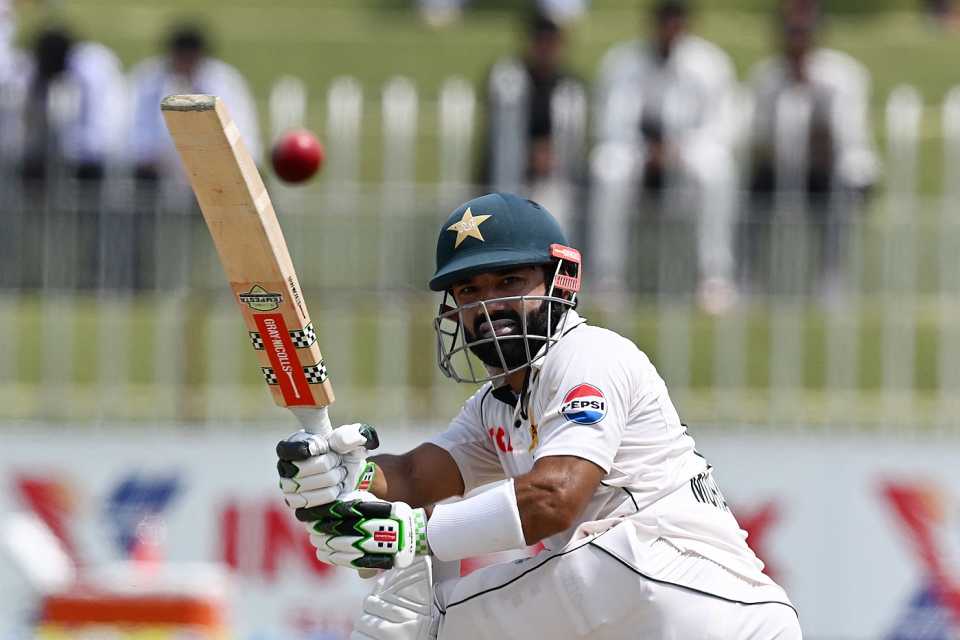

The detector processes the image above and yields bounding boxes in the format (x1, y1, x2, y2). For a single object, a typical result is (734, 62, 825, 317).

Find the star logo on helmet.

(447, 208, 492, 248)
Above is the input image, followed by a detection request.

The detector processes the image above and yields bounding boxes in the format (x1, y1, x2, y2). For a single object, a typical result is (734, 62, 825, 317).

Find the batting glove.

(277, 423, 379, 511)
(300, 498, 429, 571)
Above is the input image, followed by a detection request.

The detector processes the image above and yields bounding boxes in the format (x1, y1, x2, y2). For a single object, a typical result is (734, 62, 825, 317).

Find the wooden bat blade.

(160, 94, 334, 412)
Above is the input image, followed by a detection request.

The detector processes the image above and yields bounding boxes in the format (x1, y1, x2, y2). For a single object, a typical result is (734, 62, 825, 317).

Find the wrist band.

(355, 461, 377, 492)
(426, 479, 527, 561)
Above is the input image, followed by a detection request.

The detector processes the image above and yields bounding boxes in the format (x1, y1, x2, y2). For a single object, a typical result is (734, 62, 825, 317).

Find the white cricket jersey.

(429, 309, 792, 606)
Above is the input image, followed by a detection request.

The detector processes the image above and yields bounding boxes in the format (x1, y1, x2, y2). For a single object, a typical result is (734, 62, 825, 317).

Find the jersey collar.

(489, 309, 586, 407)
(529, 308, 586, 371)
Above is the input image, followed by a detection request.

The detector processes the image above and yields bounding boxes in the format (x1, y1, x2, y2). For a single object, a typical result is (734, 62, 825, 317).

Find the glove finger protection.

(277, 451, 342, 480)
(279, 466, 347, 494)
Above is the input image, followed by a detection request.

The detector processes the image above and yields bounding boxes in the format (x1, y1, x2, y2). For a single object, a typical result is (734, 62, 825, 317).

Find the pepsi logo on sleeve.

(560, 384, 607, 425)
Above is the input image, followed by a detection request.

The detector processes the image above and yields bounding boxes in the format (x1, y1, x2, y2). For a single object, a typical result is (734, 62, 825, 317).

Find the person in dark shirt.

(482, 12, 583, 187)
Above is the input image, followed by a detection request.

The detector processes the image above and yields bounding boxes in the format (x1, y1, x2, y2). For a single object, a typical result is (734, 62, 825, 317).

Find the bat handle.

(290, 406, 333, 437)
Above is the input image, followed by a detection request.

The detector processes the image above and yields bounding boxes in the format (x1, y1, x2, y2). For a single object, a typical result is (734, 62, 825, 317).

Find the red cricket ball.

(271, 129, 324, 184)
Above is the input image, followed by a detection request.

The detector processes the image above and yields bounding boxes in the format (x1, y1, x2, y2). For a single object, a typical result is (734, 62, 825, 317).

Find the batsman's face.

(451, 267, 547, 342)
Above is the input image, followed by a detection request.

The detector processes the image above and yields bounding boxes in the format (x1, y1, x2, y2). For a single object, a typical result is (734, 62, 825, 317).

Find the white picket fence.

(0, 74, 959, 430)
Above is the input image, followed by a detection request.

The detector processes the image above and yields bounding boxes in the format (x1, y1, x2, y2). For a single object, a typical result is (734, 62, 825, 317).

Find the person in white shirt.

(11, 25, 125, 290)
(592, 0, 739, 313)
(417, 0, 589, 28)
(744, 0, 878, 296)
(0, 0, 16, 83)
(18, 25, 125, 180)
(128, 22, 261, 180)
(275, 192, 801, 639)
(125, 22, 261, 291)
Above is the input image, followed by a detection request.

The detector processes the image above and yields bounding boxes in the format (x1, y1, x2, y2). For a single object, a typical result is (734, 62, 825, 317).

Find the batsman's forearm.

(369, 444, 465, 508)
(368, 454, 429, 507)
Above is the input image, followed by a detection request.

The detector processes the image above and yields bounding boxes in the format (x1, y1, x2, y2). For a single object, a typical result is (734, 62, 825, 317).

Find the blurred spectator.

(0, 0, 27, 168)
(923, 0, 959, 29)
(9, 25, 125, 291)
(128, 21, 261, 181)
(0, 0, 15, 82)
(748, 1, 877, 197)
(594, 0, 739, 312)
(418, 0, 588, 28)
(481, 12, 586, 234)
(482, 13, 583, 182)
(123, 22, 260, 293)
(744, 0, 878, 297)
(18, 25, 126, 181)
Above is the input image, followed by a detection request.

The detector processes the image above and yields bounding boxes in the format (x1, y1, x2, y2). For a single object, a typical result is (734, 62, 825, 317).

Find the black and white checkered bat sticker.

(249, 323, 317, 350)
(261, 360, 328, 385)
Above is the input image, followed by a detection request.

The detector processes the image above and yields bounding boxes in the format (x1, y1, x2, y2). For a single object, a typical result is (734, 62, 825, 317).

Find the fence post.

(149, 182, 195, 422)
(488, 60, 529, 194)
(586, 142, 638, 294)
(378, 77, 419, 415)
(37, 79, 84, 420)
(537, 79, 586, 239)
(0, 76, 24, 399)
(768, 87, 813, 424)
(438, 76, 475, 207)
(938, 86, 960, 428)
(269, 75, 308, 143)
(435, 77, 475, 400)
(314, 77, 364, 392)
(267, 75, 310, 300)
(882, 84, 922, 426)
(324, 76, 363, 202)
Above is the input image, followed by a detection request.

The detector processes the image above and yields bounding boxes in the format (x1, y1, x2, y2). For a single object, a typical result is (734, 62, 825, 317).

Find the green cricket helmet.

(430, 192, 573, 292)
(430, 192, 583, 384)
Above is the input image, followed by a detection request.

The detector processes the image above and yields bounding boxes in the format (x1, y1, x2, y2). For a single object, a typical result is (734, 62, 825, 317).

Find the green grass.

(0, 291, 956, 428)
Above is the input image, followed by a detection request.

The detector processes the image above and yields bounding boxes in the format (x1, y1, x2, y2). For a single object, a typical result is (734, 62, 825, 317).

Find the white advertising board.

(0, 425, 957, 639)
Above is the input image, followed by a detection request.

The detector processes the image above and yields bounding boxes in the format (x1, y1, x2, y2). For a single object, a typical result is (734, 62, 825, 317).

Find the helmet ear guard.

(548, 244, 581, 301)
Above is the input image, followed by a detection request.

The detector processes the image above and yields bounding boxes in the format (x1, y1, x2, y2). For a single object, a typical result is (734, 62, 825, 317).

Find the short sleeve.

(427, 386, 506, 494)
(530, 332, 636, 473)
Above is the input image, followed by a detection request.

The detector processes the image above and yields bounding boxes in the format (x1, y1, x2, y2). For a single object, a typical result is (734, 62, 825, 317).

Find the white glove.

(351, 556, 439, 640)
(277, 423, 379, 511)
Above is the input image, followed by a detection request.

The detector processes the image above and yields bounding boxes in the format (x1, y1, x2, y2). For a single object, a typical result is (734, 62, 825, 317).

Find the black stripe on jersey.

(440, 526, 798, 620)
(559, 321, 583, 339)
(591, 545, 800, 618)
(478, 385, 495, 426)
(601, 482, 640, 515)
(441, 529, 614, 612)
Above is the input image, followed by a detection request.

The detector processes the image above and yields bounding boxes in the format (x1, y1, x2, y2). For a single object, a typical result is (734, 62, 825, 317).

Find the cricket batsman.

(276, 192, 802, 639)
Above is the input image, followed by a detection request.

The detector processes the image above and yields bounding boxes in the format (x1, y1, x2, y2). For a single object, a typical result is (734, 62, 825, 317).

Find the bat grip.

(290, 406, 333, 437)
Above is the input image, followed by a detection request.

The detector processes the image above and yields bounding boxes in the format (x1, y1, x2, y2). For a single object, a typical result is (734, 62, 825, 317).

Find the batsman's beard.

(465, 301, 556, 371)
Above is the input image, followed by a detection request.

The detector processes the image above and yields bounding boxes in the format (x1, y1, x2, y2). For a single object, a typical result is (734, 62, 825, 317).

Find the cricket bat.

(160, 94, 334, 435)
